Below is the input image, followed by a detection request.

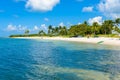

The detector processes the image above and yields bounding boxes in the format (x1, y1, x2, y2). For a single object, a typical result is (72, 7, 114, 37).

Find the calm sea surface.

(0, 38, 120, 80)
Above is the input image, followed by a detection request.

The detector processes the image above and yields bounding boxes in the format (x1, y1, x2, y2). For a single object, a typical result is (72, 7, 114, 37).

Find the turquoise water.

(0, 38, 120, 80)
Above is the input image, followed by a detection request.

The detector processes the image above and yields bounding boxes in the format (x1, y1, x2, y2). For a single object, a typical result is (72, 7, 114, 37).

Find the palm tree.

(83, 21, 88, 26)
(63, 26, 68, 35)
(55, 27, 59, 33)
(38, 30, 44, 36)
(59, 26, 68, 35)
(115, 18, 120, 27)
(102, 21, 107, 35)
(92, 22, 98, 36)
(54, 27, 59, 35)
(83, 21, 89, 35)
(25, 29, 29, 35)
(59, 26, 62, 31)
(102, 20, 114, 35)
(52, 28, 55, 34)
(48, 25, 52, 34)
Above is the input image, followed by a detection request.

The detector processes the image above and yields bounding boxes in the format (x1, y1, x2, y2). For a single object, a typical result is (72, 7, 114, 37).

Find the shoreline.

(13, 37, 120, 46)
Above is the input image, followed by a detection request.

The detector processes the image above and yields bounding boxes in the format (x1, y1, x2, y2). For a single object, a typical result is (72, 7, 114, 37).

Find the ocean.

(0, 38, 120, 80)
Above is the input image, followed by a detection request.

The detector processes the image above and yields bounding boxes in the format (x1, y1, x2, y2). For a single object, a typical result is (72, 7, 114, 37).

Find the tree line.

(10, 18, 120, 37)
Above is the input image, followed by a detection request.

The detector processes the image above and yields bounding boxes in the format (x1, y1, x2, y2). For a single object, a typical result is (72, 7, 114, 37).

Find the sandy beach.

(14, 37, 120, 46)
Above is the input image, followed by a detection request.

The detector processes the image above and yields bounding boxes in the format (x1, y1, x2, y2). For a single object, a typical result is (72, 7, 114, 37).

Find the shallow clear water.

(0, 38, 120, 80)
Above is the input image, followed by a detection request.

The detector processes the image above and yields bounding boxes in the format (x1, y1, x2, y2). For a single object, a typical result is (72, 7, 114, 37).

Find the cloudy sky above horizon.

(0, 0, 120, 36)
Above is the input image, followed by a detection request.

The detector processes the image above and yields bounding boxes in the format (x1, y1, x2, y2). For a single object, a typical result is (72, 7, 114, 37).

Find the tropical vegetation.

(9, 18, 120, 38)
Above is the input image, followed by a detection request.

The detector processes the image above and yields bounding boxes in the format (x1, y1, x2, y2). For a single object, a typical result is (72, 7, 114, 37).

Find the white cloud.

(59, 22, 64, 27)
(44, 18, 49, 21)
(7, 24, 17, 31)
(82, 6, 93, 12)
(6, 24, 27, 31)
(78, 22, 81, 25)
(67, 22, 72, 27)
(32, 24, 48, 32)
(18, 25, 27, 30)
(33, 25, 39, 31)
(98, 0, 120, 18)
(6, 24, 48, 32)
(40, 24, 48, 32)
(25, 0, 60, 12)
(88, 16, 103, 25)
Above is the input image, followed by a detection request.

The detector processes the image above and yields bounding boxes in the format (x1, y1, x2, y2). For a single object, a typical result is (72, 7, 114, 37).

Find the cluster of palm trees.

(23, 18, 120, 37)
(24, 30, 30, 35)
(69, 18, 120, 36)
(48, 25, 68, 36)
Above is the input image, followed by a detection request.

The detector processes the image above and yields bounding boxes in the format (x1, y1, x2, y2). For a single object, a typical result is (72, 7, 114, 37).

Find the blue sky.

(0, 0, 120, 37)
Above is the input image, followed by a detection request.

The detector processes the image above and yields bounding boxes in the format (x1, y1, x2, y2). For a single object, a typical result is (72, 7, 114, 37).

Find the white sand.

(14, 37, 120, 46)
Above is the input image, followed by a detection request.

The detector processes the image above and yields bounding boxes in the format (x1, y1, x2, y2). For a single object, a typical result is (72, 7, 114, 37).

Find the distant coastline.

(12, 36, 120, 46)
(9, 18, 120, 46)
